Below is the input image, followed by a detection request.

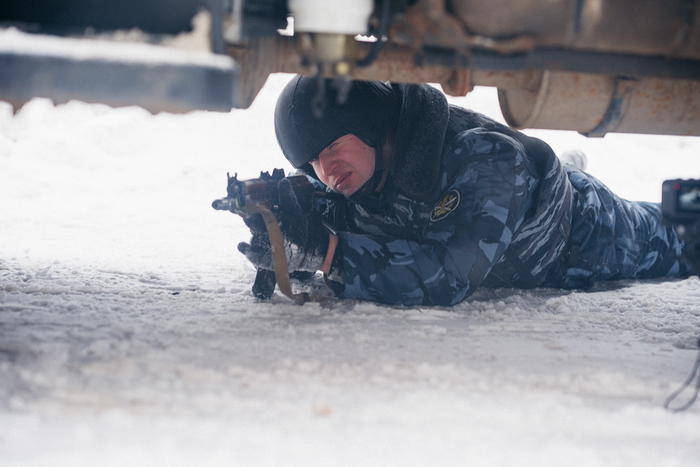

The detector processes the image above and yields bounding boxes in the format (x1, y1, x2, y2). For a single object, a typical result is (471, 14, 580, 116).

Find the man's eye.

(309, 157, 319, 164)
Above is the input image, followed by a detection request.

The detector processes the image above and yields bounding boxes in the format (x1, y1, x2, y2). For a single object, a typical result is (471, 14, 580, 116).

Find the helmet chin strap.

(347, 142, 385, 203)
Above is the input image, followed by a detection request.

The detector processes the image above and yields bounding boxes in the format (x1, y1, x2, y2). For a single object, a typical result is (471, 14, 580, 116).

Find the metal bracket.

(581, 77, 638, 137)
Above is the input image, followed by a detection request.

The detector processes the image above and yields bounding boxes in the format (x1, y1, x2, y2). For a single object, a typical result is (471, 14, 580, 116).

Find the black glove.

(238, 178, 330, 273)
(241, 208, 267, 234)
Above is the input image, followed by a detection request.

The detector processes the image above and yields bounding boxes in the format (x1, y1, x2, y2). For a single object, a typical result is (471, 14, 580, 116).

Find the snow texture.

(0, 27, 233, 68)
(1, 73, 700, 466)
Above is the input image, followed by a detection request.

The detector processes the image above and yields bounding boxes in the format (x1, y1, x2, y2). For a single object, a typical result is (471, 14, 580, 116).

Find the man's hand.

(238, 178, 330, 273)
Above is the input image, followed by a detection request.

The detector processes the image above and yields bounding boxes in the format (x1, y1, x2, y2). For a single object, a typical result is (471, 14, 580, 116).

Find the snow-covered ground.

(1, 73, 699, 466)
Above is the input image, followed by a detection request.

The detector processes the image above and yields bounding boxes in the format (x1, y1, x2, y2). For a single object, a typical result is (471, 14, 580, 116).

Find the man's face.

(310, 134, 375, 197)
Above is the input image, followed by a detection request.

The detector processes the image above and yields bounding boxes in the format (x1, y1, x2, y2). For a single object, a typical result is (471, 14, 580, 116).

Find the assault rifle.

(212, 169, 325, 305)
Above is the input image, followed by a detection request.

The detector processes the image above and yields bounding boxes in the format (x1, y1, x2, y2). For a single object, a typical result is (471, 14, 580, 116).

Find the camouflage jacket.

(313, 86, 686, 305)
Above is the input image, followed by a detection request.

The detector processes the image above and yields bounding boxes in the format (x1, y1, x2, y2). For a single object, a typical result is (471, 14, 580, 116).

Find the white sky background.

(1, 74, 700, 466)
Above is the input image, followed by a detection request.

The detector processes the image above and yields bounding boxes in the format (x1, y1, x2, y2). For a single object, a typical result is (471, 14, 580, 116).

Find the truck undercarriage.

(2, 0, 699, 136)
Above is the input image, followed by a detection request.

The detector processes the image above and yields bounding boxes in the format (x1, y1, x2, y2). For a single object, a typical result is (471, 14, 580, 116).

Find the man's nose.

(318, 153, 338, 177)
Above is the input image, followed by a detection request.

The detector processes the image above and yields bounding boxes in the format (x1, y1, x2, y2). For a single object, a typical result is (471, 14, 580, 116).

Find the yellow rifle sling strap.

(241, 204, 323, 305)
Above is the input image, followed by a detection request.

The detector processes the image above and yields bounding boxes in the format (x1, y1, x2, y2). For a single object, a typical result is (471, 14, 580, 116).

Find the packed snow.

(0, 26, 230, 67)
(1, 73, 699, 466)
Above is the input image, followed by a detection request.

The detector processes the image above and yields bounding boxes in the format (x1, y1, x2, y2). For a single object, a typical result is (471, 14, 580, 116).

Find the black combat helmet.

(274, 75, 398, 199)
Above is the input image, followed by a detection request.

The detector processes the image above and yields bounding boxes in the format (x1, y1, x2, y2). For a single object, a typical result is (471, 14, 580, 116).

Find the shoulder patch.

(430, 189, 460, 222)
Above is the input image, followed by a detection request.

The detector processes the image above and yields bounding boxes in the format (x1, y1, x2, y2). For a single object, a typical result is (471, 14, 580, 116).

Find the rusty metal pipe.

(498, 71, 700, 137)
(228, 36, 700, 137)
(226, 36, 544, 104)
(451, 0, 700, 61)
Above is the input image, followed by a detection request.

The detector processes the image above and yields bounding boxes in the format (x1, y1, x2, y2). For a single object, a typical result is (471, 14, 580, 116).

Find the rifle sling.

(241, 204, 323, 305)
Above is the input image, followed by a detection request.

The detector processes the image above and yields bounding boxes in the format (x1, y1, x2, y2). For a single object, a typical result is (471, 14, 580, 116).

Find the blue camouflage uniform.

(311, 85, 688, 306)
